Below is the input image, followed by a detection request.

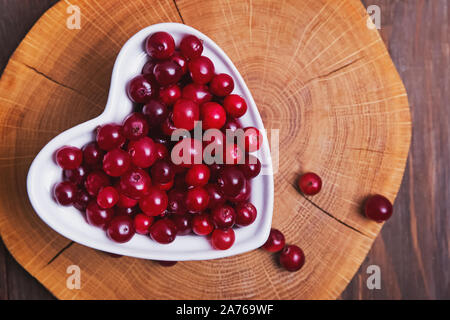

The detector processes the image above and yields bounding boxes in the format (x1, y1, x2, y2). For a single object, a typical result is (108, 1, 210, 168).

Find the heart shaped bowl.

(27, 23, 274, 261)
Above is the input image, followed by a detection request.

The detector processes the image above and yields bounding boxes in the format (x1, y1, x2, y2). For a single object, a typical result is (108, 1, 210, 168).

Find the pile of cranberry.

(52, 31, 264, 252)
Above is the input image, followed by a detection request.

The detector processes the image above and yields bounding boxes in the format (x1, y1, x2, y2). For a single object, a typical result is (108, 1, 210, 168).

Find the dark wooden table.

(0, 0, 448, 300)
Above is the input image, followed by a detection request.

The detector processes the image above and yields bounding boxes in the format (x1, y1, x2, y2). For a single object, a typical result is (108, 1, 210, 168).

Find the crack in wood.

(46, 241, 74, 265)
(172, 0, 185, 24)
(303, 57, 363, 86)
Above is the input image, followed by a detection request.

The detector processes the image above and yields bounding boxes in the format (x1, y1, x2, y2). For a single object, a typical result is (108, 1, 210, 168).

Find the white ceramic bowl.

(27, 23, 274, 261)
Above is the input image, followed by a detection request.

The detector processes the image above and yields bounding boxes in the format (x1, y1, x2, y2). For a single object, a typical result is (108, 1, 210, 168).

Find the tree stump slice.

(0, 0, 411, 299)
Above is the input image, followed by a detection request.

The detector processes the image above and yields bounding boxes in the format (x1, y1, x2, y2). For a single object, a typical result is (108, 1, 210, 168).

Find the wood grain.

(0, 0, 413, 299)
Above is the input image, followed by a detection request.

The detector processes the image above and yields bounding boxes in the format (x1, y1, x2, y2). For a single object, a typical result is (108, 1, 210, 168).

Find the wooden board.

(0, 0, 411, 299)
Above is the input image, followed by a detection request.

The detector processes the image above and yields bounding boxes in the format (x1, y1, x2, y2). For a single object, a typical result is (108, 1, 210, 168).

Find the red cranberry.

(227, 179, 251, 203)
(211, 228, 235, 250)
(222, 117, 242, 135)
(168, 189, 187, 215)
(126, 74, 158, 104)
(192, 213, 214, 236)
(97, 186, 119, 209)
(161, 112, 177, 136)
(172, 138, 203, 167)
(279, 245, 305, 272)
(223, 143, 244, 165)
(211, 204, 236, 229)
(171, 214, 192, 235)
(149, 218, 177, 244)
(154, 179, 174, 191)
(134, 213, 154, 235)
(145, 32, 175, 59)
(154, 143, 169, 160)
(142, 100, 169, 127)
(53, 181, 78, 206)
(244, 127, 263, 152)
(117, 192, 138, 208)
(118, 168, 151, 200)
(217, 166, 245, 197)
(200, 102, 227, 130)
(235, 202, 257, 226)
(103, 148, 131, 177)
(170, 51, 188, 74)
(153, 61, 183, 86)
(159, 84, 181, 106)
(55, 146, 82, 170)
(210, 74, 234, 97)
(127, 137, 158, 169)
(180, 35, 203, 59)
(364, 194, 393, 222)
(96, 124, 125, 151)
(122, 113, 149, 141)
(158, 260, 177, 267)
(84, 171, 110, 196)
(139, 187, 168, 216)
(150, 159, 174, 184)
(82, 142, 104, 168)
(106, 216, 135, 243)
(142, 60, 156, 75)
(63, 165, 87, 185)
(73, 189, 91, 211)
(86, 201, 114, 228)
(189, 56, 215, 84)
(172, 99, 199, 131)
(238, 154, 261, 179)
(262, 228, 285, 252)
(298, 172, 322, 196)
(185, 187, 210, 212)
(204, 184, 226, 209)
(185, 164, 210, 187)
(223, 95, 247, 118)
(182, 83, 212, 105)
(116, 205, 139, 217)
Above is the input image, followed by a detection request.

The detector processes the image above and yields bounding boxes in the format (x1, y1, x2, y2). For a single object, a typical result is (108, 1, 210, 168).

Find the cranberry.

(149, 218, 177, 244)
(117, 192, 138, 208)
(223, 95, 247, 118)
(210, 74, 234, 97)
(139, 187, 168, 216)
(167, 189, 187, 215)
(262, 228, 285, 252)
(116, 206, 139, 217)
(55, 146, 82, 170)
(180, 35, 203, 59)
(204, 184, 226, 209)
(223, 143, 244, 165)
(86, 201, 114, 229)
(73, 189, 91, 211)
(122, 113, 149, 141)
(217, 166, 245, 197)
(239, 154, 261, 179)
(126, 74, 158, 104)
(118, 168, 151, 200)
(364, 194, 393, 222)
(97, 186, 119, 209)
(211, 204, 236, 229)
(142, 60, 156, 75)
(96, 124, 125, 151)
(235, 202, 257, 226)
(159, 84, 181, 106)
(185, 164, 210, 187)
(211, 228, 235, 250)
(200, 102, 227, 130)
(222, 117, 242, 136)
(171, 214, 192, 235)
(185, 187, 210, 212)
(63, 165, 87, 185)
(153, 61, 183, 86)
(227, 179, 251, 203)
(170, 51, 188, 74)
(172, 138, 203, 167)
(103, 148, 131, 177)
(142, 100, 169, 127)
(127, 137, 158, 169)
(279, 245, 305, 272)
(158, 260, 177, 267)
(192, 213, 214, 236)
(172, 99, 199, 131)
(154, 143, 169, 160)
(150, 159, 174, 184)
(182, 83, 212, 105)
(53, 181, 78, 206)
(82, 142, 104, 168)
(106, 216, 135, 243)
(155, 179, 174, 191)
(161, 112, 177, 136)
(189, 56, 215, 84)
(145, 32, 175, 59)
(244, 127, 262, 152)
(84, 171, 110, 196)
(298, 172, 322, 196)
(134, 213, 154, 235)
